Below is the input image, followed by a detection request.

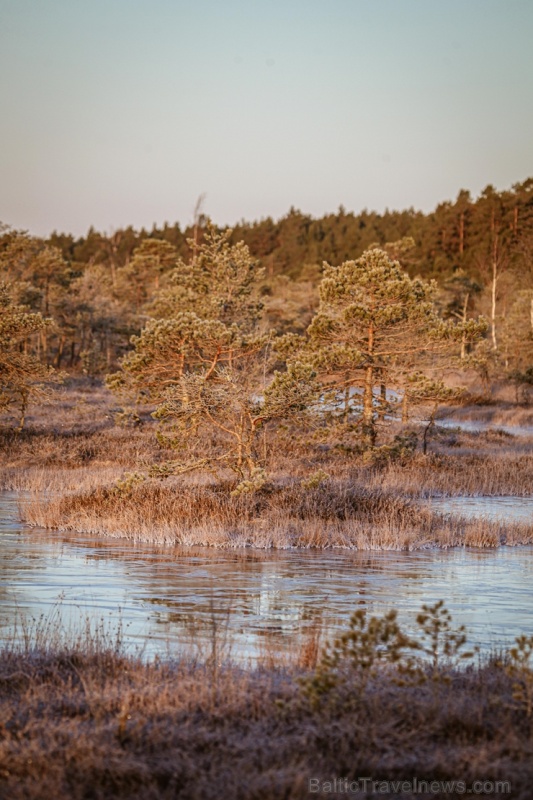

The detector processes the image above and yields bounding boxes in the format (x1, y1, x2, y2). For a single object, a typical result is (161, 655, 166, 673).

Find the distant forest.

(2, 179, 533, 384)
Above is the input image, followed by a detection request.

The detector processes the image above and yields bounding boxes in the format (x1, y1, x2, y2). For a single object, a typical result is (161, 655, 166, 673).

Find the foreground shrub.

(1, 603, 532, 799)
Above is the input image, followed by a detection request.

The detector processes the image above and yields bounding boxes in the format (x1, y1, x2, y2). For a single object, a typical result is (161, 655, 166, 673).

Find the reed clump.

(23, 477, 533, 549)
(375, 451, 533, 497)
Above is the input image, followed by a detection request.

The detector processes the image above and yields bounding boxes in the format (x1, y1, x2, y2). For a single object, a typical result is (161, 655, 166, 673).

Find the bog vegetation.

(1, 179, 533, 546)
(2, 183, 533, 796)
(1, 602, 532, 799)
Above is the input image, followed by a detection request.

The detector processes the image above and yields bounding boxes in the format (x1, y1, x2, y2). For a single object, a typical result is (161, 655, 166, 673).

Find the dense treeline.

(1, 178, 532, 390)
(43, 178, 533, 282)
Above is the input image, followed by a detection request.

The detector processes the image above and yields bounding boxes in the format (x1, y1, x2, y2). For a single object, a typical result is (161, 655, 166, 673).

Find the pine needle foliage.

(279, 247, 486, 447)
(0, 282, 56, 429)
(151, 223, 265, 330)
(107, 228, 320, 488)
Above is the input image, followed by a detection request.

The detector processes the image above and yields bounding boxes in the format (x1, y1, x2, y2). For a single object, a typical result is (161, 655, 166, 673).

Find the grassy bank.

(1, 615, 531, 799)
(3, 381, 533, 550)
(23, 478, 533, 549)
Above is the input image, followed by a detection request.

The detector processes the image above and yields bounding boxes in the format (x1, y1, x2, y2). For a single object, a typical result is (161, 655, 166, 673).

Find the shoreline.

(1, 616, 531, 799)
(10, 478, 533, 551)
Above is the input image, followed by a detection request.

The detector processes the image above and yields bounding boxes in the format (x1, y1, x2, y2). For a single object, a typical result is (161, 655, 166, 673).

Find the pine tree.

(0, 282, 56, 429)
(151, 359, 318, 488)
(118, 238, 178, 310)
(107, 227, 315, 488)
(280, 248, 485, 447)
(106, 313, 267, 402)
(150, 224, 264, 331)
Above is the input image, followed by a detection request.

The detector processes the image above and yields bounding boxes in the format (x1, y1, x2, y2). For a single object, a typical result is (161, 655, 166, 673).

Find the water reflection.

(1, 492, 533, 660)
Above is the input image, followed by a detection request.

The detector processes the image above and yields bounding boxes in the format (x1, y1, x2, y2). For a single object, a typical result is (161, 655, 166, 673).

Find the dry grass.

(0, 380, 162, 492)
(372, 451, 533, 498)
(3, 387, 533, 797)
(0, 425, 160, 484)
(23, 478, 533, 550)
(438, 402, 533, 430)
(4, 380, 533, 550)
(0, 631, 531, 799)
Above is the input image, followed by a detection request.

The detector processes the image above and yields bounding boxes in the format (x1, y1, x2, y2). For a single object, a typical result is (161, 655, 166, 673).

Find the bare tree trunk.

(41, 329, 48, 365)
(491, 237, 498, 351)
(106, 333, 112, 368)
(377, 381, 387, 421)
(343, 372, 350, 421)
(110, 261, 117, 292)
(192, 194, 206, 258)
(17, 390, 29, 432)
(109, 231, 121, 292)
(460, 292, 469, 360)
(362, 322, 375, 447)
(422, 404, 438, 455)
(56, 336, 65, 368)
(236, 415, 244, 473)
(401, 391, 409, 424)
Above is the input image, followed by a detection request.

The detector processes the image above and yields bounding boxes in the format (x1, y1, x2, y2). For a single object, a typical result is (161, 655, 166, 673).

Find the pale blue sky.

(1, 0, 532, 237)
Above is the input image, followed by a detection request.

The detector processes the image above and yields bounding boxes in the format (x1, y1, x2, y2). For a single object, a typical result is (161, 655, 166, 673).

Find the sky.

(0, 0, 532, 237)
